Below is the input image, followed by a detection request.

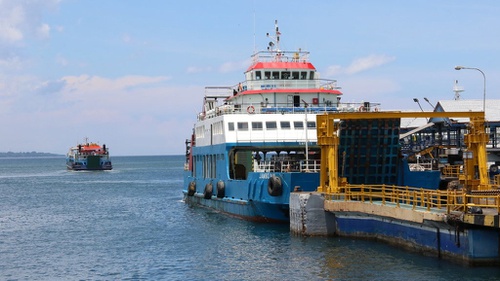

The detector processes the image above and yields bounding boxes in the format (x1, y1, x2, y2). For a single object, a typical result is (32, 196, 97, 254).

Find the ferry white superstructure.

(183, 21, 379, 221)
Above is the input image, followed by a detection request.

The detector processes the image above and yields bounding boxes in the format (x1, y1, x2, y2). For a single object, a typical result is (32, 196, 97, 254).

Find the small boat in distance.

(66, 138, 112, 171)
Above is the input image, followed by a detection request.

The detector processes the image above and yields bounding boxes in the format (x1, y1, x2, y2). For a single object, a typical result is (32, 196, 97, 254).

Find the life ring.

(187, 181, 196, 196)
(203, 183, 213, 199)
(268, 175, 283, 196)
(358, 105, 365, 112)
(247, 105, 255, 114)
(374, 107, 379, 112)
(216, 180, 225, 198)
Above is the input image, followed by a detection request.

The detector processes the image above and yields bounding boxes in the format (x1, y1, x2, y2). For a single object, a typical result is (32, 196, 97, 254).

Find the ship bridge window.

(252, 122, 263, 130)
(294, 121, 304, 129)
(280, 121, 291, 129)
(255, 71, 261, 80)
(237, 122, 249, 131)
(266, 121, 277, 130)
(300, 71, 307, 79)
(309, 71, 315, 80)
(307, 121, 316, 128)
(272, 71, 279, 79)
(281, 71, 290, 79)
(228, 122, 235, 131)
(292, 72, 299, 79)
(293, 95, 300, 107)
(264, 71, 271, 79)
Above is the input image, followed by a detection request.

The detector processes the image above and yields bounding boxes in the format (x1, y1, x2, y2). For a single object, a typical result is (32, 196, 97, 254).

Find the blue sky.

(1, 0, 499, 156)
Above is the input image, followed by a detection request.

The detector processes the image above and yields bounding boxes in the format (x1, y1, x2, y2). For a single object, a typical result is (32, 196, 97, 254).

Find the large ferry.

(182, 21, 379, 222)
(66, 139, 112, 171)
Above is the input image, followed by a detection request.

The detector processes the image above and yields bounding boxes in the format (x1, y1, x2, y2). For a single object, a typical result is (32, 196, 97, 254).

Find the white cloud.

(186, 65, 212, 74)
(324, 65, 342, 77)
(56, 54, 68, 66)
(61, 75, 171, 95)
(0, 55, 22, 70)
(346, 54, 396, 74)
(36, 23, 50, 39)
(324, 54, 396, 76)
(0, 0, 60, 60)
(122, 33, 132, 43)
(219, 58, 251, 73)
(0, 4, 25, 43)
(0, 73, 199, 155)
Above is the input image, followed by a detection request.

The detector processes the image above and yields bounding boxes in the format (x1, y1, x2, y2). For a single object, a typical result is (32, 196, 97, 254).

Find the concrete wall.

(290, 192, 336, 236)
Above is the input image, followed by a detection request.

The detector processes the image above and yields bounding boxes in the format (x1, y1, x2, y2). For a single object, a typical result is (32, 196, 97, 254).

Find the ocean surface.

(0, 155, 499, 280)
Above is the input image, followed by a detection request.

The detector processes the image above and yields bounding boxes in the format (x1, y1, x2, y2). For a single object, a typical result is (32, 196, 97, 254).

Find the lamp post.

(413, 98, 424, 112)
(423, 97, 434, 110)
(454, 66, 486, 112)
(413, 98, 428, 122)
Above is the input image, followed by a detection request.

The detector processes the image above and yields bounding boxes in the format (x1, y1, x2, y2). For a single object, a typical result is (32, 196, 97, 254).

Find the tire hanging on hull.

(203, 183, 213, 199)
(187, 181, 196, 196)
(216, 180, 225, 198)
(268, 176, 283, 196)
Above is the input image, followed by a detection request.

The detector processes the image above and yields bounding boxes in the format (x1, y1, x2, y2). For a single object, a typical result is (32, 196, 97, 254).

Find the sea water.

(0, 155, 499, 280)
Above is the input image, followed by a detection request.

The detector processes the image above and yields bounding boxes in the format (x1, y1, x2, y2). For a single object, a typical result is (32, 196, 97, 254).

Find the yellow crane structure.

(316, 111, 489, 193)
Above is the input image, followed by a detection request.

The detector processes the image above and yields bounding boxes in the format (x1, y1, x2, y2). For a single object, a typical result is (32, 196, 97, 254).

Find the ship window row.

(213, 120, 223, 135)
(195, 154, 221, 178)
(195, 125, 205, 138)
(228, 121, 316, 131)
(254, 71, 314, 80)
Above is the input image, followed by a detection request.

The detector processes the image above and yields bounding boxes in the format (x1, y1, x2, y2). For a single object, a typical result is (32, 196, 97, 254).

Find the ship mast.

(266, 20, 282, 61)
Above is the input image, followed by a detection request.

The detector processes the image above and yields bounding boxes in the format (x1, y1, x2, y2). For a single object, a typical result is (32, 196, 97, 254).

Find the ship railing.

(254, 159, 320, 173)
(239, 78, 339, 92)
(300, 160, 321, 172)
(251, 50, 310, 64)
(324, 184, 500, 215)
(201, 100, 382, 120)
(442, 165, 463, 178)
(408, 161, 433, 171)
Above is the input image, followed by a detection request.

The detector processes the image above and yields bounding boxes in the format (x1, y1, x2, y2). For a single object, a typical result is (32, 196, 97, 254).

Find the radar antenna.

(453, 80, 464, 100)
(266, 20, 282, 60)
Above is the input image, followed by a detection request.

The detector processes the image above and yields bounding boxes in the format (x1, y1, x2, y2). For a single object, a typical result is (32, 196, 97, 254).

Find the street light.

(413, 98, 424, 112)
(454, 66, 486, 112)
(423, 97, 434, 109)
(413, 98, 428, 122)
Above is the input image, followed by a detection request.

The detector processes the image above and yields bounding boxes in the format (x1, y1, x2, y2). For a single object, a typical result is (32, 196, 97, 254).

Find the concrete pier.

(290, 192, 500, 265)
(290, 192, 335, 236)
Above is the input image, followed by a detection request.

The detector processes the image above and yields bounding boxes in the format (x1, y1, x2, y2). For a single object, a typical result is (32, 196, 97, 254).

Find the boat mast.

(266, 20, 281, 59)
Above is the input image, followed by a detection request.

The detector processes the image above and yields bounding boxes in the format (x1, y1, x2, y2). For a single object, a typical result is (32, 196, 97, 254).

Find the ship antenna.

(266, 20, 282, 60)
(253, 2, 256, 54)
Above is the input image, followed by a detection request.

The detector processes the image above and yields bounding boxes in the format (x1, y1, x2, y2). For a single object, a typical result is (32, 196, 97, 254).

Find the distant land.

(0, 151, 63, 157)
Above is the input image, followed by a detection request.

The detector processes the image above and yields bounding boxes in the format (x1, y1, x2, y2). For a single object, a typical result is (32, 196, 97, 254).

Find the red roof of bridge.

(246, 61, 316, 72)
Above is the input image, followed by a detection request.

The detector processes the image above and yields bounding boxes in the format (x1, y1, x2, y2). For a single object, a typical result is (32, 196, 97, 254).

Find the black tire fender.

(187, 181, 196, 196)
(268, 176, 283, 196)
(216, 180, 225, 198)
(203, 183, 213, 199)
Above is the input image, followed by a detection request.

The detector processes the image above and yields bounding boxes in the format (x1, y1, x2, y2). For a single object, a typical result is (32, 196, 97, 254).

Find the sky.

(1, 0, 500, 156)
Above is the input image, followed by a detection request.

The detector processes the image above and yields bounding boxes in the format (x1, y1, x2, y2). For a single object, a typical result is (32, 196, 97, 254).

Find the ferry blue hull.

(183, 193, 289, 222)
(66, 158, 113, 171)
(183, 170, 319, 222)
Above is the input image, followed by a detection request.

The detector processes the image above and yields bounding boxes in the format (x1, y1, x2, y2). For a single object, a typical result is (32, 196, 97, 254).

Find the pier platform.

(290, 191, 500, 265)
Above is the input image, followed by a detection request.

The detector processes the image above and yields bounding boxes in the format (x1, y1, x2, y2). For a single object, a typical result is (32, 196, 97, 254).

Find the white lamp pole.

(455, 66, 486, 112)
